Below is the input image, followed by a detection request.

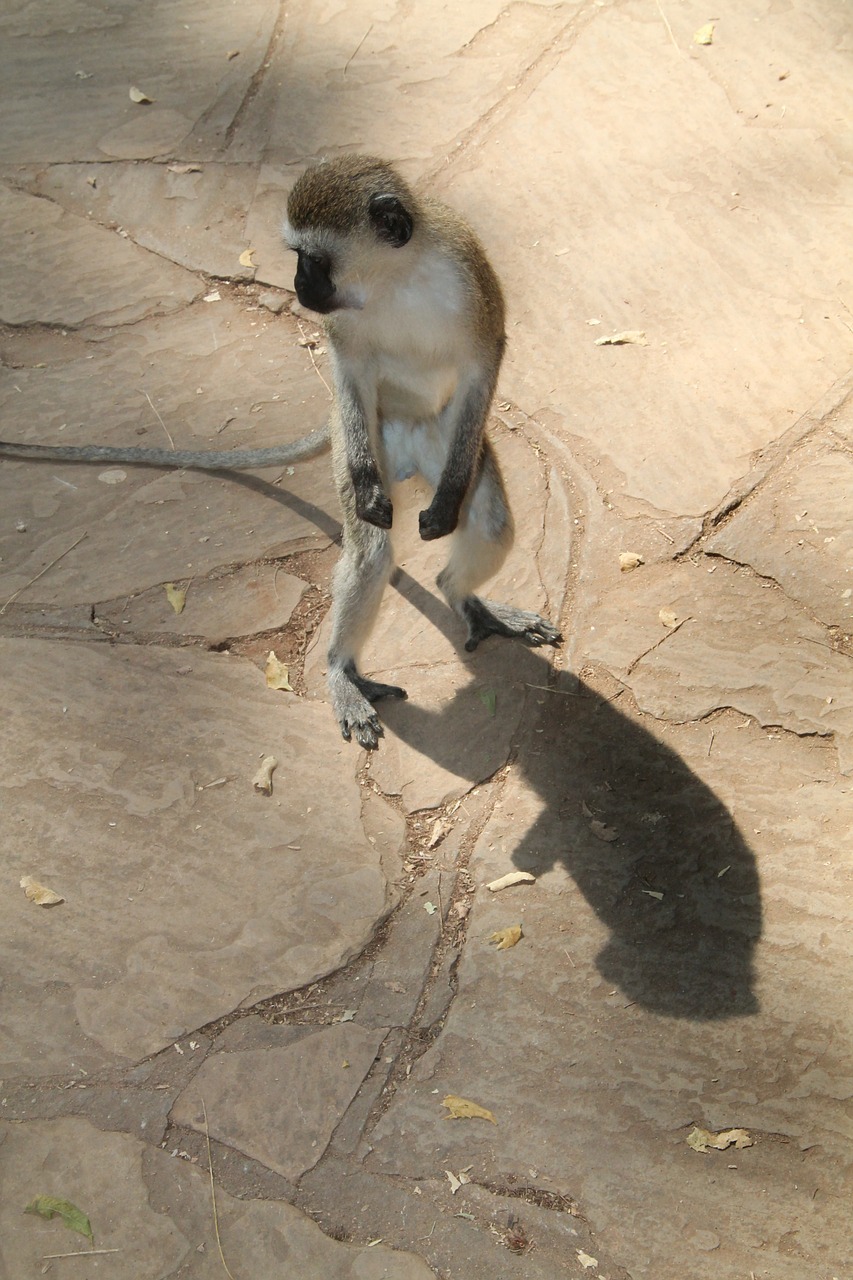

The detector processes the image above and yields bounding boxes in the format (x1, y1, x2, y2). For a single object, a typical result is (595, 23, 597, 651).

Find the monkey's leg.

(436, 448, 562, 652)
(326, 522, 407, 749)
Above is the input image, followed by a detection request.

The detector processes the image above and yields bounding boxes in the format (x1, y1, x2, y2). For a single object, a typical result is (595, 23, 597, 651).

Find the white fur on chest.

(378, 251, 468, 419)
(334, 250, 472, 421)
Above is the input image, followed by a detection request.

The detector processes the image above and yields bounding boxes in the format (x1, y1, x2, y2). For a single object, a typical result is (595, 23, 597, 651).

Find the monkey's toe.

(462, 597, 562, 651)
(357, 677, 408, 704)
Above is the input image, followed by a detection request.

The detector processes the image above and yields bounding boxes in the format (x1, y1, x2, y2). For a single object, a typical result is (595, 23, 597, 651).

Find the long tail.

(0, 426, 330, 471)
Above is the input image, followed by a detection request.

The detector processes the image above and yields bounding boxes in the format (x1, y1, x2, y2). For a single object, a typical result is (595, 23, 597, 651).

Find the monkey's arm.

(0, 427, 330, 471)
(418, 374, 496, 541)
(336, 377, 393, 530)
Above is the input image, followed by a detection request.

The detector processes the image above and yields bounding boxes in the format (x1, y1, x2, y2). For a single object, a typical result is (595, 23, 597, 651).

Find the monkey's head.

(284, 156, 416, 314)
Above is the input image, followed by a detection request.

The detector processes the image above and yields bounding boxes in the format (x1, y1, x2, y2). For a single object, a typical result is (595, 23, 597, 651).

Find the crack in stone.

(224, 0, 288, 149)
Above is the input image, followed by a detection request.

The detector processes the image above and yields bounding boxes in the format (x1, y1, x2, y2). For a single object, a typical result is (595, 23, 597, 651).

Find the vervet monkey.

(0, 155, 561, 747)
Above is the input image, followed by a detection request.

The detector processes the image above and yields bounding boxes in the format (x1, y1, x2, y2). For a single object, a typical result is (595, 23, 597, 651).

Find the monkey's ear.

(369, 194, 413, 247)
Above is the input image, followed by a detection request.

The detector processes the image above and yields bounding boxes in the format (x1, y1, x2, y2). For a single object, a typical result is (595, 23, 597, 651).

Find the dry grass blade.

(0, 531, 87, 614)
(202, 1097, 237, 1280)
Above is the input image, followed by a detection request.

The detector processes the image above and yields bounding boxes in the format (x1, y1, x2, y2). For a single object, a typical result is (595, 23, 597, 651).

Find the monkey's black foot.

(461, 597, 563, 653)
(330, 664, 408, 750)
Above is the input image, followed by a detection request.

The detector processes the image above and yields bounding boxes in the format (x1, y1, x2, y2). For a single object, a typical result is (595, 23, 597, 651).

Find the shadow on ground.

(379, 573, 762, 1021)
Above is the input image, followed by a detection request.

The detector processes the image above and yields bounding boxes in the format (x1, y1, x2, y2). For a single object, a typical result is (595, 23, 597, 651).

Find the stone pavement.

(1, 1, 851, 1277)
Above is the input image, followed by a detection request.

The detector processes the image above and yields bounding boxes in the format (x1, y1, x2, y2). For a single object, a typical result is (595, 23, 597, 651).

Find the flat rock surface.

(2, 2, 851, 1279)
(0, 1117, 436, 1279)
(2, 639, 403, 1070)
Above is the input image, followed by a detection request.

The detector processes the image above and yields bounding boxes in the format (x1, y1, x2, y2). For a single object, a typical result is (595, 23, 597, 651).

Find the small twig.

(343, 23, 372, 75)
(707, 730, 716, 758)
(437, 871, 444, 923)
(654, 525, 675, 545)
(563, 947, 575, 968)
(143, 390, 175, 450)
(42, 1249, 121, 1259)
(523, 683, 581, 697)
(0, 531, 87, 614)
(655, 0, 682, 55)
(626, 616, 692, 676)
(296, 320, 334, 399)
(202, 1097, 236, 1280)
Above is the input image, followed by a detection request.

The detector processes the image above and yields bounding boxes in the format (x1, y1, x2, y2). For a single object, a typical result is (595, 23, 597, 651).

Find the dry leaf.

(20, 876, 64, 907)
(590, 819, 618, 843)
(620, 551, 645, 572)
(577, 1251, 598, 1270)
(444, 1170, 471, 1194)
(427, 819, 446, 849)
(129, 86, 153, 104)
(203, 289, 221, 303)
(489, 924, 523, 950)
(24, 1196, 92, 1241)
(424, 901, 438, 916)
(264, 651, 293, 691)
(477, 688, 496, 716)
(252, 755, 277, 795)
(239, 248, 256, 269)
(442, 1095, 497, 1124)
(595, 330, 648, 346)
(642, 889, 664, 901)
(164, 582, 187, 614)
(227, 49, 240, 59)
(486, 871, 536, 893)
(167, 162, 202, 174)
(693, 22, 715, 45)
(687, 1126, 753, 1153)
(659, 608, 678, 628)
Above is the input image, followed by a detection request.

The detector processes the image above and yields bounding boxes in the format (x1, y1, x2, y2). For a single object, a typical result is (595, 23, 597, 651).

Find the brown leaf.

(619, 551, 645, 572)
(167, 162, 202, 175)
(164, 582, 186, 614)
(239, 248, 256, 269)
(264, 651, 293, 692)
(659, 608, 678, 628)
(252, 756, 277, 795)
(590, 819, 618, 843)
(687, 1126, 753, 1153)
(20, 876, 64, 906)
(129, 86, 153, 104)
(442, 1095, 497, 1124)
(595, 330, 648, 346)
(693, 22, 715, 45)
(488, 924, 523, 951)
(486, 871, 536, 893)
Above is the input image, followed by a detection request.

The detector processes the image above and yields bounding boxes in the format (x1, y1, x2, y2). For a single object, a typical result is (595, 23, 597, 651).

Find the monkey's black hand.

(356, 482, 393, 529)
(418, 500, 459, 541)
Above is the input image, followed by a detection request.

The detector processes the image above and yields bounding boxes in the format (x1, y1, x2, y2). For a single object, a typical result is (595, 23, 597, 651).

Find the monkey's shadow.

(376, 572, 761, 1022)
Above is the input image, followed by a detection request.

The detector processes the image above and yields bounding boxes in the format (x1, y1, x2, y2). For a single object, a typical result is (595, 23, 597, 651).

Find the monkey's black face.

(294, 248, 338, 314)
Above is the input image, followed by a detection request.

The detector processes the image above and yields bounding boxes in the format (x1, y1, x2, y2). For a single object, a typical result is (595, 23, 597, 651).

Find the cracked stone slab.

(0, 300, 336, 606)
(367, 699, 853, 1280)
(0, 1117, 436, 1278)
(585, 557, 853, 773)
(707, 440, 853, 629)
(0, 185, 201, 327)
(223, 0, 571, 166)
(444, 0, 853, 516)
(172, 1023, 386, 1181)
(0, 0, 279, 164)
(97, 563, 307, 644)
(1, 639, 404, 1072)
(30, 161, 264, 280)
